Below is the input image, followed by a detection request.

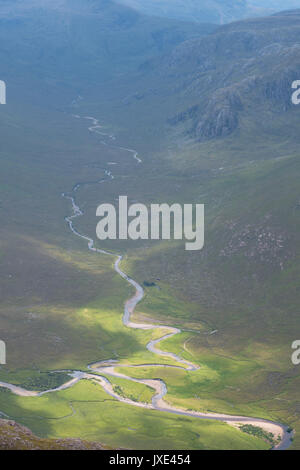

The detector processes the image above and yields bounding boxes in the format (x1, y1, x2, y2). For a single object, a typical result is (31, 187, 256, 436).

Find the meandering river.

(0, 115, 293, 450)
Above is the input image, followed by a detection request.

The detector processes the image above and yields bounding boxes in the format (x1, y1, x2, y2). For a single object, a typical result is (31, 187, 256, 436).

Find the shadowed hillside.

(0, 419, 105, 450)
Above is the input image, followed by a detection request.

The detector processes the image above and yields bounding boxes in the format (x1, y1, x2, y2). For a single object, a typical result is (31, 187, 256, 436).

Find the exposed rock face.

(168, 105, 200, 126)
(196, 88, 243, 139)
(166, 10, 300, 142)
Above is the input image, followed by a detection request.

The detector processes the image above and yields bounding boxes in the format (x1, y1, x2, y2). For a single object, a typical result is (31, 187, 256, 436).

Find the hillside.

(0, 2, 300, 451)
(0, 0, 213, 93)
(82, 9, 300, 448)
(0, 419, 105, 450)
(164, 10, 300, 151)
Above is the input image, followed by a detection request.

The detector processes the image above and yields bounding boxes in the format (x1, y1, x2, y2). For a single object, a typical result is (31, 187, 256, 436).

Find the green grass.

(1, 18, 300, 448)
(1, 125, 299, 447)
(107, 376, 154, 404)
(0, 381, 269, 450)
(0, 111, 298, 448)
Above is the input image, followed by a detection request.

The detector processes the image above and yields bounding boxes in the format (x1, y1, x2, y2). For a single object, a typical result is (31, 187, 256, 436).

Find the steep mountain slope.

(0, 419, 105, 450)
(120, 11, 300, 342)
(164, 10, 300, 151)
(95, 9, 300, 163)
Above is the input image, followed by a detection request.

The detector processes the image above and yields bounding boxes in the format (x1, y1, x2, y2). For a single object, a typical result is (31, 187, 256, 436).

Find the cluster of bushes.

(143, 281, 157, 287)
(239, 424, 278, 446)
(19, 372, 71, 392)
(113, 385, 138, 402)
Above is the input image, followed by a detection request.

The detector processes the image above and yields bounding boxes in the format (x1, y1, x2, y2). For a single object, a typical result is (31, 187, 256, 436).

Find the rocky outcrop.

(0, 419, 105, 450)
(166, 11, 300, 142)
(195, 87, 243, 140)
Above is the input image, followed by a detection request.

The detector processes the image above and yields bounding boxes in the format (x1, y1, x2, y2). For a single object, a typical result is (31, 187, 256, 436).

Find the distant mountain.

(116, 0, 300, 24)
(163, 9, 300, 145)
(250, 1, 300, 11)
(0, 0, 214, 107)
